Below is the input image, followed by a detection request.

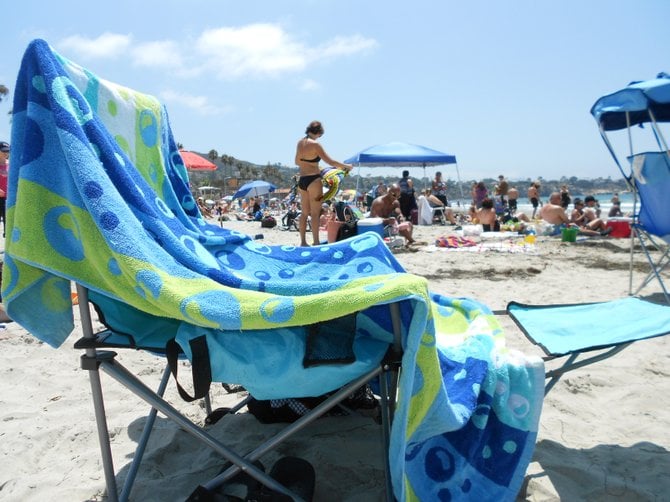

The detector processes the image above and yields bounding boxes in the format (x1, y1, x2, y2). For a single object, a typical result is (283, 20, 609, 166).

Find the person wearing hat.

(584, 195, 602, 219)
(571, 197, 611, 235)
(0, 141, 9, 238)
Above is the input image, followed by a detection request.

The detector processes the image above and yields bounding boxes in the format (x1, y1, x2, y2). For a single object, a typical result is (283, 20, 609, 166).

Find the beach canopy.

(233, 179, 276, 199)
(345, 142, 457, 167)
(179, 149, 217, 171)
(345, 141, 460, 195)
(590, 72, 670, 131)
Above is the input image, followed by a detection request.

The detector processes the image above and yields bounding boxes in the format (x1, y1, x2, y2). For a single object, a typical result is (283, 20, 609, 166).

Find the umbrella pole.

(455, 163, 465, 200)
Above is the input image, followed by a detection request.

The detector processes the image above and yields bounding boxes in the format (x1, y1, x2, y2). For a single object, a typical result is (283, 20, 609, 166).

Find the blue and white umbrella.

(233, 180, 276, 199)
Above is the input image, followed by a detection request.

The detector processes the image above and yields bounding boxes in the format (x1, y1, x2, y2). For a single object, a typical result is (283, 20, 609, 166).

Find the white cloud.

(58, 33, 132, 60)
(300, 79, 320, 92)
(131, 40, 183, 69)
(56, 25, 377, 81)
(160, 89, 232, 116)
(316, 35, 379, 60)
(195, 23, 377, 79)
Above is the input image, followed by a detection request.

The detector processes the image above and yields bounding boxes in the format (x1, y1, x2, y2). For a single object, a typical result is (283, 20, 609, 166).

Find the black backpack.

(334, 202, 358, 241)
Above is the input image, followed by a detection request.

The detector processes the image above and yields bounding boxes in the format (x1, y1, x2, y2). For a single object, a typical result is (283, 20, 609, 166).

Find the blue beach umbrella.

(233, 180, 276, 199)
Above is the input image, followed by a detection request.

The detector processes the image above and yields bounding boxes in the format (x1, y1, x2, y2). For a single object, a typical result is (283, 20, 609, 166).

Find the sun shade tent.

(590, 72, 670, 303)
(4, 39, 545, 501)
(345, 141, 462, 196)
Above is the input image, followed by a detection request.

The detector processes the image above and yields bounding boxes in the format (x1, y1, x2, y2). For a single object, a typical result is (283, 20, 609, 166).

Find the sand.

(1, 218, 669, 501)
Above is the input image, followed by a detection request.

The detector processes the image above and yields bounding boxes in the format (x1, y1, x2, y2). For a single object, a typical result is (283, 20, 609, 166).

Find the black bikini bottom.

(299, 174, 321, 191)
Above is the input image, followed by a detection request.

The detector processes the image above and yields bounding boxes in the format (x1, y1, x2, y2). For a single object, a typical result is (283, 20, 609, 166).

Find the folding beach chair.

(417, 195, 446, 225)
(627, 152, 670, 303)
(505, 297, 670, 394)
(591, 73, 670, 304)
(4, 39, 545, 502)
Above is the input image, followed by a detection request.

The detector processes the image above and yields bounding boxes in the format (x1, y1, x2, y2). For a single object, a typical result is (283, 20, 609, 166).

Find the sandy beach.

(1, 218, 669, 502)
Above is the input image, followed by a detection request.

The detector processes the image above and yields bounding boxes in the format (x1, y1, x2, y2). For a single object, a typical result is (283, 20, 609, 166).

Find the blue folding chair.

(591, 73, 670, 304)
(628, 152, 670, 303)
(505, 297, 670, 394)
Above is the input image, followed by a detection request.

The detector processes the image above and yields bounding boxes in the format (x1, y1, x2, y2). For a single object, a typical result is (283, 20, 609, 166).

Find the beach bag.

(336, 220, 358, 241)
(261, 215, 277, 228)
(334, 201, 358, 241)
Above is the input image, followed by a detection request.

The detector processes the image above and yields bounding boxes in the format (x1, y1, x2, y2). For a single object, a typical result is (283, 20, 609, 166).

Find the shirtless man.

(527, 182, 541, 219)
(543, 193, 601, 236)
(370, 184, 416, 245)
(540, 193, 569, 224)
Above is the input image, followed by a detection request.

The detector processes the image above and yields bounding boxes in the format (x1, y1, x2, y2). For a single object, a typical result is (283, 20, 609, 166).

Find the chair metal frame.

(75, 284, 403, 502)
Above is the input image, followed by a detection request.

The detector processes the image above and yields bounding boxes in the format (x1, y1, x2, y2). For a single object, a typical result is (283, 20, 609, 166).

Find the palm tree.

(0, 85, 9, 103)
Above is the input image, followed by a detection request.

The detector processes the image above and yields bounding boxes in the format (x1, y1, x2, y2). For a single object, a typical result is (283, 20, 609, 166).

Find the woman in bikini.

(295, 120, 352, 246)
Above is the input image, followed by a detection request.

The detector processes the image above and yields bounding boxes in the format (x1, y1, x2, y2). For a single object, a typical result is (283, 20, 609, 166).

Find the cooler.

(605, 217, 632, 238)
(357, 218, 385, 238)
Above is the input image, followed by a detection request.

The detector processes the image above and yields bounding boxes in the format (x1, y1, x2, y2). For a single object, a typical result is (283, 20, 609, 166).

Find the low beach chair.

(4, 39, 544, 502)
(504, 297, 670, 394)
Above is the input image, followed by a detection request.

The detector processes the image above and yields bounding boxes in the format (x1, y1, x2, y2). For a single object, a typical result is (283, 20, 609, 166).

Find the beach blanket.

(4, 39, 545, 501)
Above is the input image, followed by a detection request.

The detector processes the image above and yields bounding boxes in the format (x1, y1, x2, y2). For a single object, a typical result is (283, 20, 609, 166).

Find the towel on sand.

(4, 39, 544, 501)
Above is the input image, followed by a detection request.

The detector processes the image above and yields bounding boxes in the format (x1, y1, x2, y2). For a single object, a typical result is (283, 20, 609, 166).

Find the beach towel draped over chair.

(4, 39, 545, 501)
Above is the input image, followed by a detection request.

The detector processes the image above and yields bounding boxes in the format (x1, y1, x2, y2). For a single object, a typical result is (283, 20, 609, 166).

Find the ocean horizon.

(449, 191, 635, 217)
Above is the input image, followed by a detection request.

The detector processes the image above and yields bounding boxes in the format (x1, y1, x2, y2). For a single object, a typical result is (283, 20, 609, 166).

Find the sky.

(1, 0, 669, 183)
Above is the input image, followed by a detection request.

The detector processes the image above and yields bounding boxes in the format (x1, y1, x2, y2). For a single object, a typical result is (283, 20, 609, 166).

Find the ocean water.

(450, 191, 635, 217)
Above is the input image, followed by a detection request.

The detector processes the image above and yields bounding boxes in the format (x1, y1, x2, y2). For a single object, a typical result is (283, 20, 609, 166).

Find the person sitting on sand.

(543, 193, 607, 237)
(423, 190, 457, 224)
(540, 192, 576, 235)
(476, 198, 500, 232)
(370, 184, 416, 246)
(573, 197, 611, 234)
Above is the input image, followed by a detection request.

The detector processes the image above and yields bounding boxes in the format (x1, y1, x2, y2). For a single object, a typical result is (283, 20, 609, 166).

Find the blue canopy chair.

(590, 73, 670, 304)
(4, 39, 545, 502)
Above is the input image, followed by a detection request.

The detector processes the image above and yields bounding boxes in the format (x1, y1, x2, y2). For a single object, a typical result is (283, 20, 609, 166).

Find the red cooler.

(605, 217, 632, 238)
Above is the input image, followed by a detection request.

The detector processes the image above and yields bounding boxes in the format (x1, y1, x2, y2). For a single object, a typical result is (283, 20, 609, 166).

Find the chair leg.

(83, 352, 120, 502)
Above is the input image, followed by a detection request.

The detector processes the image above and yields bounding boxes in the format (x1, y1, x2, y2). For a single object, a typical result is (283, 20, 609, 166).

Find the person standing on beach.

(560, 185, 571, 209)
(473, 181, 488, 209)
(431, 171, 449, 206)
(528, 182, 541, 219)
(295, 120, 352, 246)
(496, 174, 509, 206)
(398, 170, 418, 220)
(507, 186, 519, 213)
(0, 142, 9, 238)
